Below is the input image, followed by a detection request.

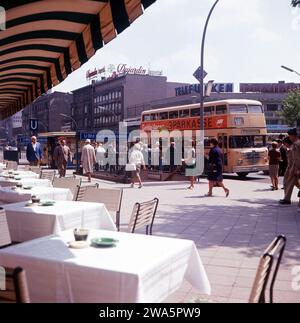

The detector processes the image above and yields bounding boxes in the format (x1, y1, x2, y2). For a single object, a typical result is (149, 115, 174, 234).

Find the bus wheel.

(237, 172, 249, 179)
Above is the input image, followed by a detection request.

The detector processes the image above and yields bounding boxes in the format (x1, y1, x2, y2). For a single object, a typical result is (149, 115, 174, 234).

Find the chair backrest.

(128, 198, 159, 235)
(249, 235, 286, 303)
(0, 267, 30, 303)
(29, 166, 41, 174)
(0, 207, 11, 247)
(75, 183, 99, 202)
(52, 177, 82, 201)
(6, 161, 18, 170)
(75, 187, 123, 230)
(40, 170, 56, 182)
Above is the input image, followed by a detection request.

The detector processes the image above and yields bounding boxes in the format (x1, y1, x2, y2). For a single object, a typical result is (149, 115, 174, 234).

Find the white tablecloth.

(2, 201, 116, 242)
(0, 186, 73, 203)
(0, 229, 211, 303)
(0, 171, 39, 179)
(0, 178, 52, 188)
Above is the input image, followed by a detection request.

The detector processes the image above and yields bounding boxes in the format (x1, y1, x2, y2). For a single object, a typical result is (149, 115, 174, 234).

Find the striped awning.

(0, 0, 156, 120)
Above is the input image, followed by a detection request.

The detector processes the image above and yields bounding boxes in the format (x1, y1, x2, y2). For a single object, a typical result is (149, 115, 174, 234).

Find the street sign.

(193, 66, 207, 82)
(29, 119, 38, 131)
(79, 132, 97, 141)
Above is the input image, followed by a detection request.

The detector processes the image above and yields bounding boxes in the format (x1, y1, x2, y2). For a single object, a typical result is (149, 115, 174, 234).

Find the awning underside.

(0, 0, 156, 119)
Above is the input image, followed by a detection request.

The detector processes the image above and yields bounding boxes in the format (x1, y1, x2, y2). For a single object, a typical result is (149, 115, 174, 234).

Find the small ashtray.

(31, 196, 40, 204)
(73, 228, 89, 241)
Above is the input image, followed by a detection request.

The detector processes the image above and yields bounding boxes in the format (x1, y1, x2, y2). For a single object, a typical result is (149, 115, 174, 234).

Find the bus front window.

(248, 105, 263, 113)
(230, 136, 266, 148)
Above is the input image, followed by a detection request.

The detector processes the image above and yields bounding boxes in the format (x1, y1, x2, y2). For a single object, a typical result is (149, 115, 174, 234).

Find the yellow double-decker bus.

(140, 99, 269, 178)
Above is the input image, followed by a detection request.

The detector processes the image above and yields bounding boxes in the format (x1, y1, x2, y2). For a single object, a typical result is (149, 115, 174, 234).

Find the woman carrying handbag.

(206, 138, 230, 197)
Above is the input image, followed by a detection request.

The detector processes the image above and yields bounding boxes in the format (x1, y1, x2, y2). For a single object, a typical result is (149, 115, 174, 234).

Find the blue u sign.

(29, 119, 38, 131)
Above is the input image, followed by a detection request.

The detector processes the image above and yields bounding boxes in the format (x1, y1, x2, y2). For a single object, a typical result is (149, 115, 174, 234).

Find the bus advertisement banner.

(141, 116, 228, 132)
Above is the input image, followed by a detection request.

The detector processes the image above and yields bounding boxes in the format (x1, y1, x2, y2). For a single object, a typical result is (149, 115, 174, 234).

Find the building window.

(265, 104, 279, 112)
(84, 104, 88, 114)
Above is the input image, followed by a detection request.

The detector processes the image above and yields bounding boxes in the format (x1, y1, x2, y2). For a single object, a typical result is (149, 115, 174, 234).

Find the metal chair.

(0, 207, 11, 248)
(6, 161, 18, 170)
(40, 170, 56, 182)
(74, 186, 123, 230)
(52, 177, 82, 201)
(128, 198, 159, 235)
(29, 166, 41, 174)
(249, 235, 286, 303)
(0, 267, 30, 303)
(75, 183, 99, 201)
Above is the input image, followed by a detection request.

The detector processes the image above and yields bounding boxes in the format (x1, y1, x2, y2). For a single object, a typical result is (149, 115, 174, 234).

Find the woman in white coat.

(129, 143, 145, 188)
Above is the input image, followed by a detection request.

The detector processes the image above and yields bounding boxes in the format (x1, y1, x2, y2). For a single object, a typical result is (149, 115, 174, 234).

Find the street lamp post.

(60, 113, 80, 174)
(199, 0, 220, 134)
(281, 65, 300, 77)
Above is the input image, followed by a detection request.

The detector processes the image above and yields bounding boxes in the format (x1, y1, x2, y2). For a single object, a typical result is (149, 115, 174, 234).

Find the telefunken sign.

(175, 83, 234, 96)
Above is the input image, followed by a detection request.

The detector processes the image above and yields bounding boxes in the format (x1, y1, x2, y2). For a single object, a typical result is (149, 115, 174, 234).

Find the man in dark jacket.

(26, 136, 42, 166)
(277, 139, 288, 177)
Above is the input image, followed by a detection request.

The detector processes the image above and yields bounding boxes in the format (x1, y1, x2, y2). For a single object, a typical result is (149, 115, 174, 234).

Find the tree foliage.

(282, 90, 300, 126)
(292, 0, 300, 7)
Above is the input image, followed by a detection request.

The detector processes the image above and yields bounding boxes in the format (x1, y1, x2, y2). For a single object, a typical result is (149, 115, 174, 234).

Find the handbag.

(125, 163, 136, 171)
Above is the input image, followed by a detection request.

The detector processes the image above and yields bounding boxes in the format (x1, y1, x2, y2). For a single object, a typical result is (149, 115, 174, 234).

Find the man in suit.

(26, 136, 43, 166)
(53, 139, 71, 177)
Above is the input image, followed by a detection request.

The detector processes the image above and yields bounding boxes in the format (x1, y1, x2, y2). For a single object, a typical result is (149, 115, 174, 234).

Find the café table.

(0, 229, 211, 303)
(0, 186, 73, 203)
(0, 177, 52, 188)
(0, 171, 39, 179)
(2, 201, 116, 242)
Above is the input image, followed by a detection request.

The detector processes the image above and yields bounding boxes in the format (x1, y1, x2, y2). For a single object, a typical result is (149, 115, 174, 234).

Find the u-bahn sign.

(29, 119, 38, 131)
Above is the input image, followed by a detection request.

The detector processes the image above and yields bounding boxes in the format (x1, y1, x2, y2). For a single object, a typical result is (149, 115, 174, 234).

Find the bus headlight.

(237, 159, 243, 165)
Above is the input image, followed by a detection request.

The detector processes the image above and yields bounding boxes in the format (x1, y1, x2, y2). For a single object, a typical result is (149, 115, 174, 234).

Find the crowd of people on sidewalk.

(23, 128, 300, 206)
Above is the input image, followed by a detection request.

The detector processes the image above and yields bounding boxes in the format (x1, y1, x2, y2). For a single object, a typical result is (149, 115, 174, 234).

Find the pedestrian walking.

(184, 140, 196, 190)
(268, 141, 281, 190)
(53, 139, 71, 177)
(26, 136, 42, 166)
(279, 128, 300, 205)
(81, 139, 96, 182)
(206, 138, 229, 197)
(95, 142, 106, 171)
(129, 143, 145, 188)
(277, 139, 288, 177)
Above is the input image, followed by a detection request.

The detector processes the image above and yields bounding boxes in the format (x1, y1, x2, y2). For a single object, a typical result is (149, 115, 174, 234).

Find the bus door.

(218, 133, 228, 168)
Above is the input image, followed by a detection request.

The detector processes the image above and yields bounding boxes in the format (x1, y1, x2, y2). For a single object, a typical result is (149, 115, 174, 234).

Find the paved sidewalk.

(81, 175, 300, 303)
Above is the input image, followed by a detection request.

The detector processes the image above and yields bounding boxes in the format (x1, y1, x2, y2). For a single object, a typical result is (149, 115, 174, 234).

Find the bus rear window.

(229, 105, 247, 114)
(248, 105, 263, 113)
(204, 106, 214, 115)
(216, 105, 227, 115)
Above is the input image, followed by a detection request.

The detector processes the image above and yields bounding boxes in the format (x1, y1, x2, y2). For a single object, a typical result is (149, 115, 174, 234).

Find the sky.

(53, 0, 300, 93)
